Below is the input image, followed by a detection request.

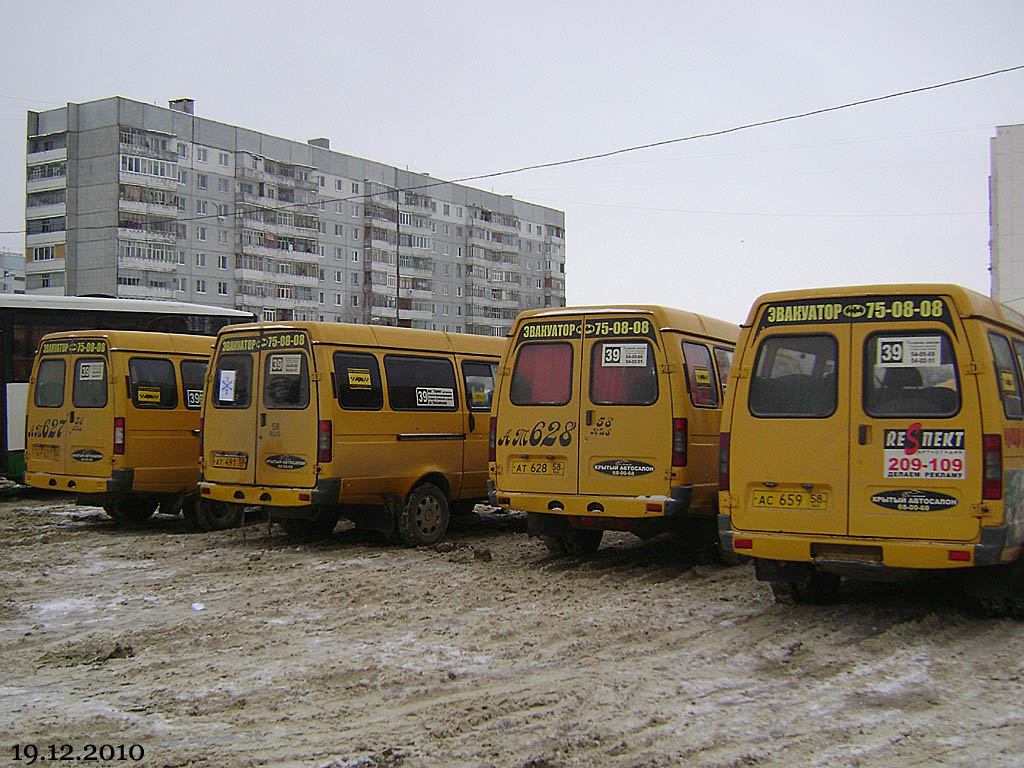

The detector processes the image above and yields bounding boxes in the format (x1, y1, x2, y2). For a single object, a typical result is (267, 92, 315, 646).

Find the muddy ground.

(2, 492, 1024, 768)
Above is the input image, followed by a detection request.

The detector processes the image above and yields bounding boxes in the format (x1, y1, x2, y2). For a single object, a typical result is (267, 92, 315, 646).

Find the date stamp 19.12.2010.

(11, 743, 144, 764)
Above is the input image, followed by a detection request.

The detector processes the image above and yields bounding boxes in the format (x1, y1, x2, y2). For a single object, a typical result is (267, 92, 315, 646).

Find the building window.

(32, 246, 56, 261)
(336, 202, 344, 213)
(352, 182, 360, 194)
(218, 230, 228, 245)
(218, 254, 228, 270)
(335, 271, 342, 283)
(335, 180, 344, 191)
(318, 292, 324, 304)
(196, 279, 206, 293)
(196, 200, 208, 215)
(217, 281, 228, 296)
(351, 273, 359, 286)
(351, 295, 359, 307)
(335, 224, 344, 236)
(196, 148, 208, 162)
(351, 250, 359, 262)
(177, 170, 188, 185)
(219, 178, 230, 194)
(197, 173, 208, 190)
(218, 152, 229, 166)
(196, 227, 207, 241)
(196, 253, 206, 267)
(335, 295, 342, 306)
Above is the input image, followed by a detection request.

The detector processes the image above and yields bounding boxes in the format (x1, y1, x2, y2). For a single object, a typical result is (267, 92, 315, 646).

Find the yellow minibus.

(719, 284, 1024, 614)
(489, 306, 738, 555)
(197, 322, 504, 543)
(24, 331, 213, 523)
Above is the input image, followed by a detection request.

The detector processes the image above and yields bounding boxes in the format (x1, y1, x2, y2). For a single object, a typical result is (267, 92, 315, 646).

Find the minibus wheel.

(790, 569, 840, 605)
(542, 535, 567, 554)
(563, 528, 602, 556)
(196, 499, 243, 531)
(280, 509, 340, 539)
(398, 483, 450, 546)
(103, 496, 157, 524)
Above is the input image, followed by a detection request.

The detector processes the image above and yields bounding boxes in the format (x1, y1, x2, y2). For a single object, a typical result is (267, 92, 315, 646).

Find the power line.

(6, 63, 1023, 237)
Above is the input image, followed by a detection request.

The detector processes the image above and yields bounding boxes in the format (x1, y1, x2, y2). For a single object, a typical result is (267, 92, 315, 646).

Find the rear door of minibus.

(63, 339, 113, 481)
(578, 313, 672, 498)
(847, 295, 981, 542)
(206, 330, 260, 486)
(496, 317, 583, 497)
(729, 305, 851, 536)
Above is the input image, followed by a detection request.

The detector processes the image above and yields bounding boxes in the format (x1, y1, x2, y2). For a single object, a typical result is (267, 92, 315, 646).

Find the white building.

(990, 123, 1024, 309)
(25, 97, 566, 336)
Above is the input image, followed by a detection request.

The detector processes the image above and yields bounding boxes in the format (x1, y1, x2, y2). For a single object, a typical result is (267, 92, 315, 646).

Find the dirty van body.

(719, 285, 1024, 614)
(24, 331, 213, 523)
(197, 322, 504, 543)
(489, 306, 738, 555)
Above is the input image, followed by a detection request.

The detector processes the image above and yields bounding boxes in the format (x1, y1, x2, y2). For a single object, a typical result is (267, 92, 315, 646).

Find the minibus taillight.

(113, 417, 125, 455)
(983, 433, 1002, 500)
(488, 417, 497, 463)
(672, 418, 687, 467)
(318, 420, 332, 463)
(719, 432, 730, 491)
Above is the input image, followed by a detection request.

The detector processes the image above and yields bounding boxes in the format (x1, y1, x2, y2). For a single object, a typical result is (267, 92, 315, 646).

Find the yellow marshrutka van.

(197, 322, 504, 542)
(24, 331, 213, 523)
(719, 285, 1024, 614)
(489, 306, 738, 555)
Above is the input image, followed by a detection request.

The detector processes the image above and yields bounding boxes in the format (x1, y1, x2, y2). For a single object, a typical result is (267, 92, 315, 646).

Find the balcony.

(119, 140, 177, 163)
(26, 203, 67, 220)
(118, 170, 177, 191)
(234, 268, 318, 288)
(117, 226, 176, 244)
(118, 284, 174, 300)
(240, 240, 319, 263)
(25, 231, 67, 247)
(26, 176, 66, 194)
(396, 306, 432, 321)
(239, 216, 319, 238)
(399, 287, 432, 301)
(117, 255, 177, 274)
(27, 147, 67, 165)
(238, 165, 317, 192)
(118, 198, 179, 219)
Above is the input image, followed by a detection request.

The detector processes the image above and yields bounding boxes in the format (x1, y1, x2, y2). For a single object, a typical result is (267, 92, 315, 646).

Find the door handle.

(260, 413, 266, 427)
(858, 425, 870, 445)
(468, 413, 476, 431)
(69, 411, 74, 423)
(586, 410, 593, 426)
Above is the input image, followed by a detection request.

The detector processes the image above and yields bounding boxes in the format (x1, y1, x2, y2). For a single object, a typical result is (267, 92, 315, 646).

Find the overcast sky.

(2, 0, 1022, 324)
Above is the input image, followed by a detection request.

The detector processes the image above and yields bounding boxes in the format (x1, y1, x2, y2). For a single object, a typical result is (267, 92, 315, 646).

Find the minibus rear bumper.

(24, 470, 129, 496)
(489, 486, 694, 519)
(198, 478, 341, 509)
(718, 513, 1014, 572)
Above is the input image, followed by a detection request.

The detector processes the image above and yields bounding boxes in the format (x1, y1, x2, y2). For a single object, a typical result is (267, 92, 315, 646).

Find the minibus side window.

(129, 358, 178, 409)
(73, 358, 108, 408)
(333, 351, 383, 410)
(34, 359, 65, 408)
(180, 360, 207, 409)
(682, 342, 718, 408)
(510, 343, 573, 406)
(462, 360, 496, 411)
(213, 353, 253, 409)
(591, 340, 658, 406)
(713, 347, 734, 397)
(863, 332, 960, 418)
(263, 352, 310, 410)
(749, 335, 837, 418)
(384, 355, 458, 411)
(1011, 339, 1024, 395)
(988, 333, 1023, 419)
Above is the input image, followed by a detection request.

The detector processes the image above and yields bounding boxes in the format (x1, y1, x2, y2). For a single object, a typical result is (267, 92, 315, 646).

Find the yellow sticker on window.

(1001, 369, 1017, 393)
(348, 368, 371, 389)
(136, 387, 162, 404)
(694, 366, 712, 387)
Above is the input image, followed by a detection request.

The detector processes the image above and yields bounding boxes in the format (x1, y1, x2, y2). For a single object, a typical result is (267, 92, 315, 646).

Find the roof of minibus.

(216, 321, 505, 357)
(744, 284, 1024, 332)
(37, 330, 215, 355)
(514, 305, 739, 342)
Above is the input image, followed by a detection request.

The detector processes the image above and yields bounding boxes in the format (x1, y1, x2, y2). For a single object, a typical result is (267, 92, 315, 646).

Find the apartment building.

(991, 122, 1024, 309)
(24, 97, 566, 336)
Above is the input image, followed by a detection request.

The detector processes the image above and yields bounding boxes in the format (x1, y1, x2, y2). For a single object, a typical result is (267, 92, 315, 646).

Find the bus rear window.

(213, 354, 253, 408)
(863, 332, 959, 418)
(749, 335, 836, 418)
(590, 340, 657, 405)
(73, 358, 108, 408)
(129, 357, 178, 409)
(34, 359, 65, 408)
(510, 343, 573, 406)
(263, 353, 310, 410)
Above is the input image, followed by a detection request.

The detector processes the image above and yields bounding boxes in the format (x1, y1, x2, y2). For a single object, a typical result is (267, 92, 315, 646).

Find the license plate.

(751, 489, 828, 510)
(511, 459, 565, 476)
(32, 443, 59, 461)
(211, 452, 248, 470)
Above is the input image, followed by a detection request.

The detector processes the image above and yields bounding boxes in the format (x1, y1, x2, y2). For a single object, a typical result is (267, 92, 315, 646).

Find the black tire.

(563, 528, 602, 556)
(769, 581, 796, 603)
(279, 508, 340, 539)
(196, 499, 244, 531)
(398, 483, 450, 546)
(542, 535, 566, 555)
(791, 570, 841, 605)
(103, 495, 157, 524)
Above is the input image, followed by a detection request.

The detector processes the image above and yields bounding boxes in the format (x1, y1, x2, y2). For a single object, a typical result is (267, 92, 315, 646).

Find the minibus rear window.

(863, 332, 960, 418)
(263, 352, 310, 410)
(73, 358, 108, 408)
(714, 347, 734, 397)
(749, 335, 836, 418)
(334, 352, 383, 410)
(510, 343, 573, 406)
(987, 333, 1022, 419)
(213, 353, 253, 409)
(129, 357, 178, 409)
(34, 359, 65, 408)
(591, 340, 657, 406)
(180, 360, 207, 409)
